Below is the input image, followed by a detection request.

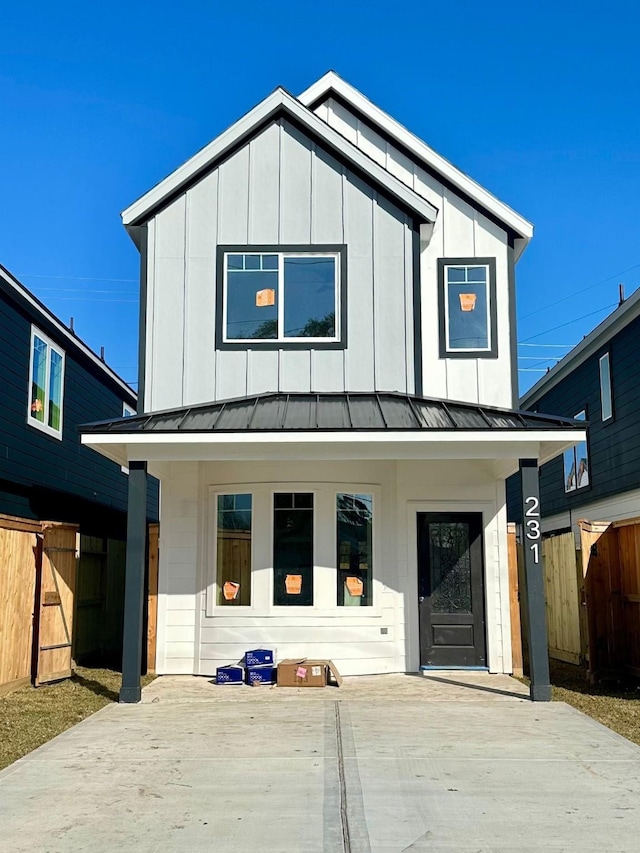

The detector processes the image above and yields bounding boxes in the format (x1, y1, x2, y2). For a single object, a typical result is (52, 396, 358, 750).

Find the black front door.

(417, 513, 486, 667)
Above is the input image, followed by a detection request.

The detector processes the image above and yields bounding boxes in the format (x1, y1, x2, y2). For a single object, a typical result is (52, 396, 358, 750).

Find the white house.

(81, 72, 584, 701)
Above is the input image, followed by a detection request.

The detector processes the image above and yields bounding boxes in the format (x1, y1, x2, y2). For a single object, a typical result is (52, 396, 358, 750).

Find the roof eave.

(521, 287, 640, 408)
(299, 71, 533, 251)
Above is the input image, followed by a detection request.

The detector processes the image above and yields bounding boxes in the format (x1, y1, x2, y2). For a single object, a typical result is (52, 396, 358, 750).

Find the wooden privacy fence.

(0, 515, 78, 695)
(542, 531, 584, 665)
(580, 518, 640, 681)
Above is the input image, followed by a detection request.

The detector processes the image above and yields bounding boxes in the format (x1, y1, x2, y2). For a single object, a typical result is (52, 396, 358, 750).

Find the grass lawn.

(0, 668, 155, 771)
(523, 659, 640, 746)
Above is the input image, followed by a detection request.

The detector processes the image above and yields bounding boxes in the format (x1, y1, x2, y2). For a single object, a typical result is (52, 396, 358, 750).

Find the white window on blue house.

(564, 411, 589, 492)
(438, 258, 497, 358)
(599, 353, 613, 422)
(28, 327, 65, 439)
(221, 250, 341, 344)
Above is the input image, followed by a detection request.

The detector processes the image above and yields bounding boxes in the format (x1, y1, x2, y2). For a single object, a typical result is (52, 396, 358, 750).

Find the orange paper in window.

(256, 288, 276, 307)
(223, 581, 240, 600)
(459, 293, 477, 312)
(346, 576, 364, 597)
(285, 574, 302, 594)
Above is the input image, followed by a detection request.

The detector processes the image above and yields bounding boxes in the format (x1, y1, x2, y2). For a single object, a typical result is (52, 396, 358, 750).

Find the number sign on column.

(525, 496, 540, 564)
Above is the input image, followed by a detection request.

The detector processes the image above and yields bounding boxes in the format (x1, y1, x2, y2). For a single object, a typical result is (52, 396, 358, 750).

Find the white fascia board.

(122, 88, 437, 228)
(0, 266, 136, 401)
(82, 429, 584, 466)
(299, 72, 533, 252)
(521, 288, 640, 408)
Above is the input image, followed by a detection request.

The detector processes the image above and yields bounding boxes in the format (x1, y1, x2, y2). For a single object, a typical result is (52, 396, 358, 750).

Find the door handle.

(419, 596, 425, 603)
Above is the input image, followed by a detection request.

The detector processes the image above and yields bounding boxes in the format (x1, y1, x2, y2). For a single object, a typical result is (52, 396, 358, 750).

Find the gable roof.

(122, 87, 438, 240)
(521, 287, 640, 408)
(0, 263, 137, 402)
(299, 72, 534, 257)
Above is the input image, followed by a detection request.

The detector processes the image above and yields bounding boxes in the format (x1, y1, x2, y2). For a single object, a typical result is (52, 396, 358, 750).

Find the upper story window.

(28, 327, 65, 440)
(599, 353, 613, 422)
(216, 246, 346, 350)
(438, 258, 497, 358)
(564, 410, 589, 492)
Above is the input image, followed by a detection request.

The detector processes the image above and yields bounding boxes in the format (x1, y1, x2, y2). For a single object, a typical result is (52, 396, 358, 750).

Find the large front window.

(215, 494, 253, 606)
(28, 327, 65, 439)
(221, 248, 342, 344)
(273, 493, 314, 606)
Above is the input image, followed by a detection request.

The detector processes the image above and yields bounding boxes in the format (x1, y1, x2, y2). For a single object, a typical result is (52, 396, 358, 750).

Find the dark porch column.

(120, 460, 148, 704)
(519, 459, 552, 701)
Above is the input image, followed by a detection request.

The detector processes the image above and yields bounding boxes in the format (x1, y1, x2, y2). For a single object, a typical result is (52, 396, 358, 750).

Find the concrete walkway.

(1, 673, 639, 852)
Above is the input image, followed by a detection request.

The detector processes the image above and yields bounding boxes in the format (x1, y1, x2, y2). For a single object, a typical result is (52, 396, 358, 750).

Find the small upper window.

(599, 353, 613, 422)
(564, 410, 589, 492)
(438, 258, 497, 358)
(28, 327, 65, 439)
(221, 248, 343, 345)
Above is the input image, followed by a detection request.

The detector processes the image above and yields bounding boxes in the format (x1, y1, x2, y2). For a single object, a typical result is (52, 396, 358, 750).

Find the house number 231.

(525, 496, 541, 563)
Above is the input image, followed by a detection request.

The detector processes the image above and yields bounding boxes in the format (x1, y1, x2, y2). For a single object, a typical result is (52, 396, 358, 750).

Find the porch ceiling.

(79, 392, 585, 478)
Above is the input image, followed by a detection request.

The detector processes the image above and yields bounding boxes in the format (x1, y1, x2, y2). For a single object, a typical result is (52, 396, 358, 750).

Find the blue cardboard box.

(244, 648, 274, 667)
(216, 665, 244, 685)
(246, 665, 275, 685)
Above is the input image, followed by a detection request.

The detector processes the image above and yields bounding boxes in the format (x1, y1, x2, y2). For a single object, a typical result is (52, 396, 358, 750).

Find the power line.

(520, 262, 640, 320)
(33, 287, 138, 294)
(518, 343, 576, 348)
(519, 302, 618, 344)
(18, 273, 137, 282)
(39, 296, 138, 303)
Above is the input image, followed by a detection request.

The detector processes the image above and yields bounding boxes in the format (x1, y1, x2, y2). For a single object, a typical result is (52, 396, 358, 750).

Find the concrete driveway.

(1, 672, 639, 852)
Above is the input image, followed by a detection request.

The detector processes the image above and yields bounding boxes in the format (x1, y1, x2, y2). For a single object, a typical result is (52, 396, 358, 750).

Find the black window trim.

(215, 244, 348, 351)
(437, 257, 498, 359)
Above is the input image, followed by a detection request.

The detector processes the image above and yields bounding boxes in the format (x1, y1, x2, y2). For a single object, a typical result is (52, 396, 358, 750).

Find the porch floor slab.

(1, 674, 639, 852)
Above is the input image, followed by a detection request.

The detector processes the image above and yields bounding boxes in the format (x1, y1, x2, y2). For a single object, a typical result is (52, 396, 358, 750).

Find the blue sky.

(1, 1, 638, 395)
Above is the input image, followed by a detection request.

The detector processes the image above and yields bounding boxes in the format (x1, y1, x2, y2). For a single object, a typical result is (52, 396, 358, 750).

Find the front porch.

(79, 392, 586, 703)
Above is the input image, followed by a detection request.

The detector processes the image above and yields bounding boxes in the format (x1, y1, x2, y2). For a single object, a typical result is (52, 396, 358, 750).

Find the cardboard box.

(215, 665, 244, 685)
(246, 664, 275, 685)
(244, 648, 274, 667)
(277, 659, 343, 688)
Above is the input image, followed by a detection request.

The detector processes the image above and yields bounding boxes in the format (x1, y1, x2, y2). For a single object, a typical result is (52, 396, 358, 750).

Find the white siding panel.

(374, 198, 409, 392)
(152, 197, 186, 410)
(474, 212, 512, 408)
(217, 350, 248, 399)
(144, 218, 156, 412)
(279, 121, 312, 243)
(312, 349, 345, 392)
(247, 349, 279, 395)
(248, 122, 280, 244)
(279, 350, 311, 391)
(386, 146, 414, 189)
(217, 143, 249, 244)
(325, 97, 359, 144)
(419, 177, 447, 399)
(357, 121, 387, 167)
(413, 164, 446, 209)
(344, 174, 375, 390)
(311, 146, 344, 244)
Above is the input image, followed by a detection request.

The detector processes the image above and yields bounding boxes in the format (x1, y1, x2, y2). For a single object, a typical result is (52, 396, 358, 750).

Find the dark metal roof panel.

(78, 391, 586, 435)
(378, 396, 420, 428)
(348, 396, 386, 429)
(282, 396, 317, 430)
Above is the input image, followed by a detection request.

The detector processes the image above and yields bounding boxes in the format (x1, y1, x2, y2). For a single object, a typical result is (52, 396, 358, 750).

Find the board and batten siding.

(314, 97, 514, 408)
(154, 459, 512, 677)
(145, 119, 416, 411)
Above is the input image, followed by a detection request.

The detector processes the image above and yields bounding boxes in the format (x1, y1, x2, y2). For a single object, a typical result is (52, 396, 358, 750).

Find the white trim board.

(299, 72, 533, 255)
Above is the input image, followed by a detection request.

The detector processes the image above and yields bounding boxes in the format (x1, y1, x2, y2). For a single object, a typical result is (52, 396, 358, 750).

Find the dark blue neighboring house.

(508, 288, 640, 532)
(0, 262, 158, 664)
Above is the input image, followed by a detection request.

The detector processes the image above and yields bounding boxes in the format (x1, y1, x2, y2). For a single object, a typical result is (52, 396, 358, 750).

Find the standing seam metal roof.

(79, 392, 584, 435)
